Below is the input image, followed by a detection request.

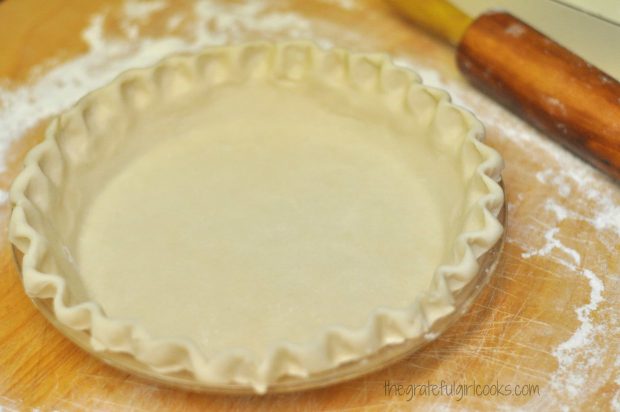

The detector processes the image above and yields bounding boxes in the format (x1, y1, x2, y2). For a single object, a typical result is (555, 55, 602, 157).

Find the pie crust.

(9, 41, 504, 393)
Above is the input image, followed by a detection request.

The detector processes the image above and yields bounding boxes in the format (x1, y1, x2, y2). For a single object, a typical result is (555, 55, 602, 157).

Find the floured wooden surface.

(0, 0, 618, 410)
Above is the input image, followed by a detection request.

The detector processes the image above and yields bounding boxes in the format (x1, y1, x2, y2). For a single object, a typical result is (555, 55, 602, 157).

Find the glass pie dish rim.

(11, 187, 505, 395)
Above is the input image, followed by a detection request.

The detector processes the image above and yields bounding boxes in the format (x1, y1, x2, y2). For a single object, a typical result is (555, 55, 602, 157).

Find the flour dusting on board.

(123, 0, 168, 20)
(395, 56, 619, 410)
(0, 0, 323, 176)
(464, 89, 618, 411)
(0, 0, 618, 409)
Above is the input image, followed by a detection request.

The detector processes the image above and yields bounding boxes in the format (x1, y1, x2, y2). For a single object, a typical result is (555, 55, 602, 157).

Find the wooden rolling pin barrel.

(390, 0, 620, 181)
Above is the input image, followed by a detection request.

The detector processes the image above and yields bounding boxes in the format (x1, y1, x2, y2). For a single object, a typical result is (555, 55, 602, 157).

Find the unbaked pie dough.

(9, 42, 504, 392)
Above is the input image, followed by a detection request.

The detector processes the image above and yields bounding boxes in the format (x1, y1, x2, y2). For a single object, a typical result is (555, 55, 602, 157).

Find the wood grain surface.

(0, 0, 619, 410)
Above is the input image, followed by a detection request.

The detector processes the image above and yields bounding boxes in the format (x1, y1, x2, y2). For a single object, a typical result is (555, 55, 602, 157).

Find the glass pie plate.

(8, 42, 506, 395)
(11, 200, 504, 394)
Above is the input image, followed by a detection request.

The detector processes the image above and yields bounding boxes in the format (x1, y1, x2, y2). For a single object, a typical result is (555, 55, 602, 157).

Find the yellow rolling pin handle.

(386, 0, 472, 45)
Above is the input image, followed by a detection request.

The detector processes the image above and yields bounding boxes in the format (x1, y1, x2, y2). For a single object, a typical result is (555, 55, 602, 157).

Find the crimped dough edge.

(9, 41, 504, 393)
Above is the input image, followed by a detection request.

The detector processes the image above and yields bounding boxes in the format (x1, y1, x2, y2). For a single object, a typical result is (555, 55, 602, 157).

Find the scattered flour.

(0, 0, 318, 175)
(505, 22, 527, 38)
(0, 0, 617, 409)
(424, 332, 440, 341)
(521, 227, 581, 265)
(550, 268, 605, 393)
(123, 0, 168, 21)
(394, 56, 619, 410)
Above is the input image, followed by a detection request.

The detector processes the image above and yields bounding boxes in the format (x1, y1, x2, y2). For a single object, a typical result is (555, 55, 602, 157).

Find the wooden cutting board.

(0, 0, 618, 410)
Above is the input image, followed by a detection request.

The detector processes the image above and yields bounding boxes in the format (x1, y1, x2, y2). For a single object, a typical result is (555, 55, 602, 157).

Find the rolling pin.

(388, 0, 620, 181)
